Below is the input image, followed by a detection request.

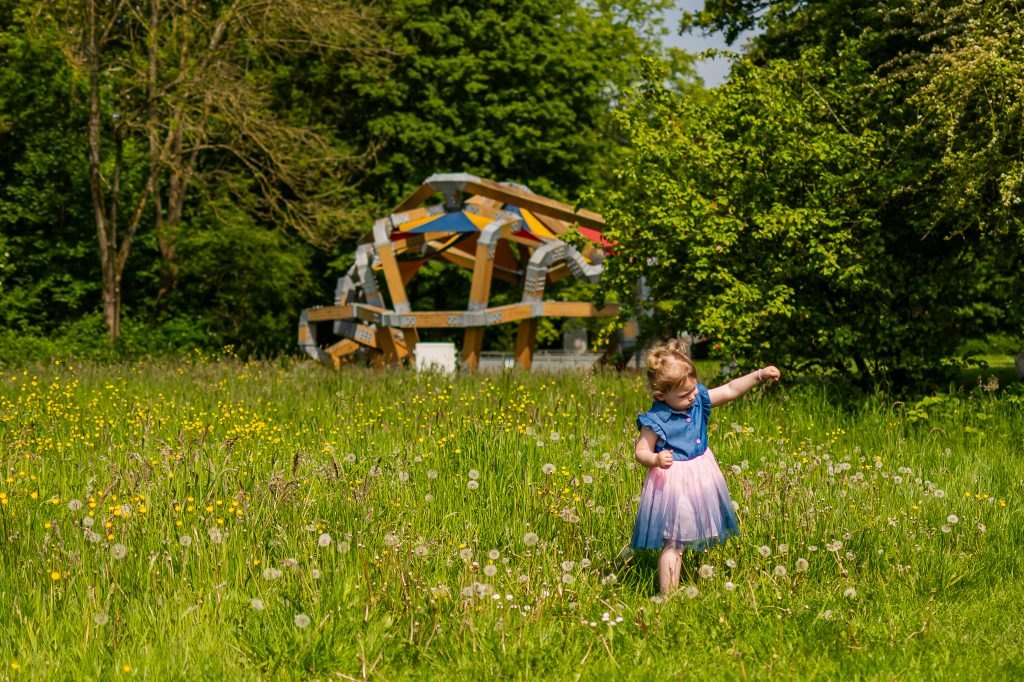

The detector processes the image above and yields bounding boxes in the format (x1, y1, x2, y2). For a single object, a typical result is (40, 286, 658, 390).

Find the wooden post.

(462, 327, 485, 372)
(376, 230, 419, 365)
(514, 318, 538, 371)
(460, 220, 507, 372)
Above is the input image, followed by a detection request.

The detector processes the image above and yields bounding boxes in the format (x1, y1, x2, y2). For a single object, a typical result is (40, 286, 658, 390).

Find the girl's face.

(656, 378, 698, 411)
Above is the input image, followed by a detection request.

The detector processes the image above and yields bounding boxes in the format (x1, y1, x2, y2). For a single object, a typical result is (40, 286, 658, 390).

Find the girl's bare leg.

(659, 546, 682, 592)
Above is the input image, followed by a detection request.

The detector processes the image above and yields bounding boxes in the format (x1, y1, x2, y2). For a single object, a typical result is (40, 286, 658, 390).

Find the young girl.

(631, 338, 780, 592)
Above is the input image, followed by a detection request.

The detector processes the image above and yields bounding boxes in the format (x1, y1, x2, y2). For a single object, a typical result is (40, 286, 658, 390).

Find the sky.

(659, 2, 758, 88)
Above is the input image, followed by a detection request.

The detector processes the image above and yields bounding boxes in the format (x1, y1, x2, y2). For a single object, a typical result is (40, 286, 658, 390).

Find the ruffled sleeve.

(636, 411, 667, 448)
(697, 384, 711, 424)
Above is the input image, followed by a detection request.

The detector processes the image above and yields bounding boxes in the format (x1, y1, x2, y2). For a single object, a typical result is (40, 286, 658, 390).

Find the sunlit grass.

(1, 355, 1022, 679)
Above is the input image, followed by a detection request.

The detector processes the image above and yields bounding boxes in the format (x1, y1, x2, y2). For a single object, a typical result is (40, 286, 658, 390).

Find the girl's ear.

(652, 390, 664, 401)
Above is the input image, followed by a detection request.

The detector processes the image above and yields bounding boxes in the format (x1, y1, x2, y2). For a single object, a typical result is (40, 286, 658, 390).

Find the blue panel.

(406, 211, 479, 233)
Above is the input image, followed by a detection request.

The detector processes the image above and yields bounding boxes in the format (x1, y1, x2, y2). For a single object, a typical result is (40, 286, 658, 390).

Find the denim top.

(636, 384, 711, 461)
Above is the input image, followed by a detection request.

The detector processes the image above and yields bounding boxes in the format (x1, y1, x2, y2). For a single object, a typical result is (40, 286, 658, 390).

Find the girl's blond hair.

(645, 338, 697, 397)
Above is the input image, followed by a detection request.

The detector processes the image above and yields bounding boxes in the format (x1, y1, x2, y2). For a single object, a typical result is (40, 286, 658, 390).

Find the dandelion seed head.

(843, 587, 857, 599)
(796, 558, 809, 572)
(68, 499, 83, 512)
(684, 585, 699, 599)
(725, 558, 737, 569)
(468, 469, 480, 480)
(82, 516, 95, 528)
(93, 612, 109, 625)
(414, 544, 428, 557)
(947, 514, 958, 525)
(488, 549, 500, 560)
(523, 532, 539, 546)
(294, 613, 311, 629)
(583, 475, 593, 484)
(778, 543, 789, 555)
(338, 540, 351, 554)
(561, 560, 575, 572)
(467, 480, 479, 490)
(699, 564, 715, 579)
(318, 533, 332, 548)
(383, 533, 400, 548)
(262, 567, 283, 580)
(542, 463, 555, 475)
(826, 540, 843, 552)
(483, 565, 498, 577)
(459, 548, 473, 561)
(208, 528, 224, 544)
(110, 543, 127, 560)
(941, 525, 952, 534)
(774, 565, 787, 577)
(757, 545, 771, 558)
(249, 598, 265, 611)
(427, 469, 438, 479)
(561, 573, 575, 584)
(179, 535, 192, 548)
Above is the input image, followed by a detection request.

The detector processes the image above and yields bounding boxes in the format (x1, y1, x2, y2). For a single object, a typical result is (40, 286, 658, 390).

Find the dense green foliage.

(1, 0, 1021, 385)
(1, 361, 1022, 677)
(0, 0, 688, 358)
(600, 0, 1023, 386)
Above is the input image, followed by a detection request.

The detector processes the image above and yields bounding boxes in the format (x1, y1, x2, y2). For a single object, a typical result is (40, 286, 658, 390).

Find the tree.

(602, 48, 1006, 387)
(26, 0, 376, 342)
(306, 0, 696, 211)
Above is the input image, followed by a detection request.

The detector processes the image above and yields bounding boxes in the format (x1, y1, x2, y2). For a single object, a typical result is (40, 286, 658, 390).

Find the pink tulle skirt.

(630, 449, 740, 551)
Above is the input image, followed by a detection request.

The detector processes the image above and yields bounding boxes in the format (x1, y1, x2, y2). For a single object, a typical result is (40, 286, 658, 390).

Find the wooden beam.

(514, 318, 538, 371)
(456, 177, 606, 231)
(531, 212, 572, 236)
(542, 301, 620, 317)
(547, 263, 573, 283)
(461, 327, 484, 372)
(306, 304, 386, 324)
(377, 244, 411, 312)
(392, 183, 436, 213)
(325, 339, 362, 368)
(437, 247, 521, 283)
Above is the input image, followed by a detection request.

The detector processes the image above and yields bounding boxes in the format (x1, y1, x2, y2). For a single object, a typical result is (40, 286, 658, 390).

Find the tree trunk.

(85, 0, 119, 343)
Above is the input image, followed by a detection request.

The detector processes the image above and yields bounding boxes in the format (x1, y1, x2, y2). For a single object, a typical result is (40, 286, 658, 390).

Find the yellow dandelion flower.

(50, 571, 61, 581)
(122, 664, 131, 672)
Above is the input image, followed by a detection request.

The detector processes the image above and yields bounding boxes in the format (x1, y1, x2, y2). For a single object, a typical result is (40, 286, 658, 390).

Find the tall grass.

(1, 356, 1022, 679)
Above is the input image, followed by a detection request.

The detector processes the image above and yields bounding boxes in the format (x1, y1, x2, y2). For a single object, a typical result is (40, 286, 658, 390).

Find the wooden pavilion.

(298, 173, 623, 371)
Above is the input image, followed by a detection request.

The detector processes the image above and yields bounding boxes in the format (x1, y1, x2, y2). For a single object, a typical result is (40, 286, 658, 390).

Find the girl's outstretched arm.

(708, 366, 781, 407)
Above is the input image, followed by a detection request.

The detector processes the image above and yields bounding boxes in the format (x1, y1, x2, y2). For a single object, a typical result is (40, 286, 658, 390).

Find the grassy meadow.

(1, 355, 1022, 680)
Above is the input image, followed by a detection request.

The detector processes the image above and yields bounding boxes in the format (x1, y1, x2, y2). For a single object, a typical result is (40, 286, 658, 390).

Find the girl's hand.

(656, 450, 674, 469)
(758, 366, 781, 383)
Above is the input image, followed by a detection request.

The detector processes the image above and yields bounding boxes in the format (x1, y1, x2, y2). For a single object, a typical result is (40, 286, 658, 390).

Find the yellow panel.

(465, 212, 492, 229)
(397, 213, 444, 232)
(521, 209, 555, 238)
